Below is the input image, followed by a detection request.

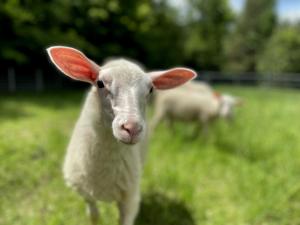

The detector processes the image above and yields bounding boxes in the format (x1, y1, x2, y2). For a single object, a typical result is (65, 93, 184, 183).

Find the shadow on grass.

(136, 192, 195, 225)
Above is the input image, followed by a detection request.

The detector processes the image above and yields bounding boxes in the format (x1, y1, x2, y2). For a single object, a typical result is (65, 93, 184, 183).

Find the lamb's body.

(63, 88, 144, 203)
(62, 60, 148, 225)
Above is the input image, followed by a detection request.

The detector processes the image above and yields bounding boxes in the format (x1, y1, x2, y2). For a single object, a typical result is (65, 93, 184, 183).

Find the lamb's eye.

(149, 87, 153, 94)
(97, 80, 105, 88)
(97, 80, 113, 97)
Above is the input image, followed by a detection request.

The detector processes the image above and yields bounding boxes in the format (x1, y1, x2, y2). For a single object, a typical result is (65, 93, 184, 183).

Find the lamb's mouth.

(118, 136, 139, 145)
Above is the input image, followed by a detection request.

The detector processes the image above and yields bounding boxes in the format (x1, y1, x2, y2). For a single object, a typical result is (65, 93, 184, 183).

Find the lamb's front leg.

(86, 199, 99, 225)
(118, 189, 140, 225)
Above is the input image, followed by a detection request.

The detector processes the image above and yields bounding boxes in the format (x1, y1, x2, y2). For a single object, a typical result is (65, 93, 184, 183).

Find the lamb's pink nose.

(121, 121, 143, 137)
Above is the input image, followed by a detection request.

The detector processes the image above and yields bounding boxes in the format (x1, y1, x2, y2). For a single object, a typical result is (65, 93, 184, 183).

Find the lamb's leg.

(199, 115, 210, 137)
(190, 122, 201, 139)
(166, 117, 175, 133)
(201, 122, 209, 136)
(118, 191, 140, 225)
(86, 199, 99, 225)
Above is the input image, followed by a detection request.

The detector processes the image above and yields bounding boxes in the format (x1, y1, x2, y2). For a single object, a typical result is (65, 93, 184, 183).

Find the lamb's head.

(219, 94, 243, 119)
(47, 46, 196, 144)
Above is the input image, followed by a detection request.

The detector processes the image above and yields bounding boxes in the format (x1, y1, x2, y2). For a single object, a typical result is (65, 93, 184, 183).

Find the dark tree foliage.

(1, 0, 299, 75)
(0, 0, 184, 70)
(225, 0, 277, 72)
(258, 24, 300, 73)
(184, 0, 233, 71)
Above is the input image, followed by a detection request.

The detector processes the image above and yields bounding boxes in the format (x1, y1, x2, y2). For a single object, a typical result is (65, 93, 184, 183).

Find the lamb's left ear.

(46, 46, 100, 84)
(149, 68, 197, 90)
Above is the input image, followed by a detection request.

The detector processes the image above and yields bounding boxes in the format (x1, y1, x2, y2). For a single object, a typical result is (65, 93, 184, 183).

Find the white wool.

(63, 88, 144, 202)
(150, 81, 241, 133)
(62, 60, 149, 225)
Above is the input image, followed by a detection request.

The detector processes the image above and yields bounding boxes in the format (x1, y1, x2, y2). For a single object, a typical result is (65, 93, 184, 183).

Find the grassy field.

(1, 86, 300, 225)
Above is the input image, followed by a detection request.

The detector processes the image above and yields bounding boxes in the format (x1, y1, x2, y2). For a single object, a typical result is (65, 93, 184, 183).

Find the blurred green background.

(1, 0, 300, 73)
(1, 0, 300, 225)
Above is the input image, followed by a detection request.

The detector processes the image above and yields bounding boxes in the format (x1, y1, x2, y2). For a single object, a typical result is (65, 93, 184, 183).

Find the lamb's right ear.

(46, 46, 100, 84)
(149, 68, 197, 90)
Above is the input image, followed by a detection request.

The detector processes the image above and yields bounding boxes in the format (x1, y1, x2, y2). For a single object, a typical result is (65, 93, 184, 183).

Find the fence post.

(35, 69, 44, 92)
(8, 67, 16, 92)
(204, 72, 211, 83)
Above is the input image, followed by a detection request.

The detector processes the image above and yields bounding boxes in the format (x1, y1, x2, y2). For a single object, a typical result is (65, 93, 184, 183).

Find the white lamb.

(46, 46, 196, 225)
(150, 83, 242, 134)
(181, 80, 213, 93)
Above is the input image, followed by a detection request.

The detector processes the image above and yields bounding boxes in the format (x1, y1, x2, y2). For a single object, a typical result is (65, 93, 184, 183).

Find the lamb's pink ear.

(46, 46, 100, 84)
(149, 68, 197, 90)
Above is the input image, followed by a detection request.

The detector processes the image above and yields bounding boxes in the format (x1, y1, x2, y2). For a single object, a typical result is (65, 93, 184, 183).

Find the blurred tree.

(224, 0, 277, 72)
(257, 25, 300, 73)
(0, 0, 184, 70)
(135, 1, 185, 68)
(0, 0, 95, 67)
(184, 0, 233, 71)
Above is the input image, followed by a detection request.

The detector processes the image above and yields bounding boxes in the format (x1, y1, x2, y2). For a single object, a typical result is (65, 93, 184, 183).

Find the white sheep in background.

(218, 93, 243, 120)
(46, 46, 196, 225)
(181, 80, 213, 93)
(150, 81, 242, 134)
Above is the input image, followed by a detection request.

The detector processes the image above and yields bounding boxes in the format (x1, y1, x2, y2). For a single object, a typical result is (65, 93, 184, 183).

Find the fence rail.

(197, 71, 300, 88)
(0, 67, 87, 92)
(1, 68, 300, 92)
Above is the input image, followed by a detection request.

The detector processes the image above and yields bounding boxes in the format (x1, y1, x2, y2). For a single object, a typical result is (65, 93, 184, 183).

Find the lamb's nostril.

(121, 124, 131, 135)
(121, 122, 142, 136)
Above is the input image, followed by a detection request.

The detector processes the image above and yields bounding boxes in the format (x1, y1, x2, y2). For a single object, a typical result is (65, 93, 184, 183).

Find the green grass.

(1, 86, 300, 225)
